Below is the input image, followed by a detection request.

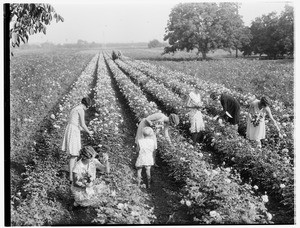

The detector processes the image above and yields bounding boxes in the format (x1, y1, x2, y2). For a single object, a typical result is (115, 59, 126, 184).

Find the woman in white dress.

(71, 146, 110, 207)
(246, 96, 282, 148)
(186, 88, 205, 145)
(62, 97, 94, 182)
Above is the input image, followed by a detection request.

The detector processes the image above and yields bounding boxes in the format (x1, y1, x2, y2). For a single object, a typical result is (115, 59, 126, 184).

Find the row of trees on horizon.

(9, 3, 293, 59)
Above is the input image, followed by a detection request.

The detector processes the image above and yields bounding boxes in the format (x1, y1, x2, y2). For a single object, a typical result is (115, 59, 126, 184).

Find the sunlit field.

(10, 47, 294, 225)
(120, 47, 294, 108)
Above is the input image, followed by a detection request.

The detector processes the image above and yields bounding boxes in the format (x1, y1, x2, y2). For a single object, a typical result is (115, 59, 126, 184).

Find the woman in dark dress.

(210, 92, 240, 130)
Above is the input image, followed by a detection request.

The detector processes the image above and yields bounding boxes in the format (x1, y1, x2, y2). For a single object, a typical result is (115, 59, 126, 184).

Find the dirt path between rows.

(109, 73, 191, 224)
(66, 58, 191, 225)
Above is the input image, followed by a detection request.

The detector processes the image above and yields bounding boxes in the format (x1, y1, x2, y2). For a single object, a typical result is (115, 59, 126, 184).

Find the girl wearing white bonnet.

(135, 127, 156, 188)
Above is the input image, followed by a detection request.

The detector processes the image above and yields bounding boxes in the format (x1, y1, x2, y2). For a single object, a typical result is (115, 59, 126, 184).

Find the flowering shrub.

(11, 53, 99, 225)
(105, 53, 270, 224)
(89, 54, 156, 224)
(114, 56, 294, 223)
(11, 161, 71, 226)
(122, 57, 293, 145)
(10, 49, 293, 225)
(148, 59, 293, 108)
(250, 114, 263, 127)
(10, 49, 96, 163)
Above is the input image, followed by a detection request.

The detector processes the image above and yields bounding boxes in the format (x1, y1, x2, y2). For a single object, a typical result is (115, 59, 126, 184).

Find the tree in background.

(9, 3, 63, 54)
(243, 4, 293, 59)
(163, 3, 249, 59)
(218, 2, 252, 58)
(148, 39, 161, 48)
(250, 12, 280, 58)
(77, 39, 88, 47)
(277, 5, 294, 56)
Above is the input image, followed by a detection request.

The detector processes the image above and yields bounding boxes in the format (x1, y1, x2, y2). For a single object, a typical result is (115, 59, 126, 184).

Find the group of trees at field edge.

(147, 39, 167, 48)
(241, 4, 293, 59)
(163, 3, 293, 60)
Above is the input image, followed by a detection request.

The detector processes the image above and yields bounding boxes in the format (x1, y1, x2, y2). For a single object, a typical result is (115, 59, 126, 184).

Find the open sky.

(27, 0, 295, 44)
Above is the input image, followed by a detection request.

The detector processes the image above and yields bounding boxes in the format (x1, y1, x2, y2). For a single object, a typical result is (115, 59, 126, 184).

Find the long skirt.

(62, 124, 81, 156)
(188, 110, 205, 133)
(246, 118, 266, 140)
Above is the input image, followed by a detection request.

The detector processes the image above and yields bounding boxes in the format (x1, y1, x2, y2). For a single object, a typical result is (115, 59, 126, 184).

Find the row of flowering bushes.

(121, 58, 294, 160)
(86, 53, 156, 224)
(125, 58, 293, 114)
(147, 59, 294, 108)
(125, 57, 294, 161)
(10, 50, 95, 163)
(113, 57, 294, 223)
(104, 53, 271, 224)
(119, 57, 294, 169)
(11, 54, 99, 226)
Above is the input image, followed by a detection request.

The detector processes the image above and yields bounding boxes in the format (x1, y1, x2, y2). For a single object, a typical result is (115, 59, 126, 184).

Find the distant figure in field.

(135, 127, 156, 188)
(246, 96, 282, 148)
(135, 113, 180, 165)
(185, 88, 205, 145)
(71, 146, 110, 207)
(112, 50, 122, 60)
(62, 97, 94, 183)
(210, 92, 240, 130)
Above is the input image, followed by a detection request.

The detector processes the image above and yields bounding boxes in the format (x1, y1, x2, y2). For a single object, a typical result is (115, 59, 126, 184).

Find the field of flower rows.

(150, 59, 294, 108)
(11, 52, 99, 225)
(113, 55, 294, 223)
(10, 52, 160, 225)
(9, 48, 294, 225)
(104, 53, 272, 224)
(10, 49, 96, 163)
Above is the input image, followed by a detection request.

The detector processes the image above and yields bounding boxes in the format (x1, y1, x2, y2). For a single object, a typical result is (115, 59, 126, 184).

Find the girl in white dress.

(135, 113, 179, 166)
(246, 96, 282, 147)
(186, 88, 205, 145)
(62, 97, 94, 182)
(136, 127, 156, 188)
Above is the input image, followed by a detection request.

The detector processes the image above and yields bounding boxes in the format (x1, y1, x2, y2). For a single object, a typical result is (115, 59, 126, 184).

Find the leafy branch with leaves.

(9, 3, 64, 52)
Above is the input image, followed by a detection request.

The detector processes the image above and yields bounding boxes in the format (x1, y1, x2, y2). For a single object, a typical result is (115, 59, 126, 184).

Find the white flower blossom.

(131, 211, 139, 217)
(266, 212, 273, 221)
(225, 167, 231, 173)
(209, 211, 218, 217)
(204, 169, 210, 176)
(225, 178, 231, 183)
(185, 200, 192, 207)
(111, 190, 116, 197)
(211, 170, 219, 176)
(262, 194, 269, 203)
(117, 203, 124, 210)
(280, 184, 286, 189)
